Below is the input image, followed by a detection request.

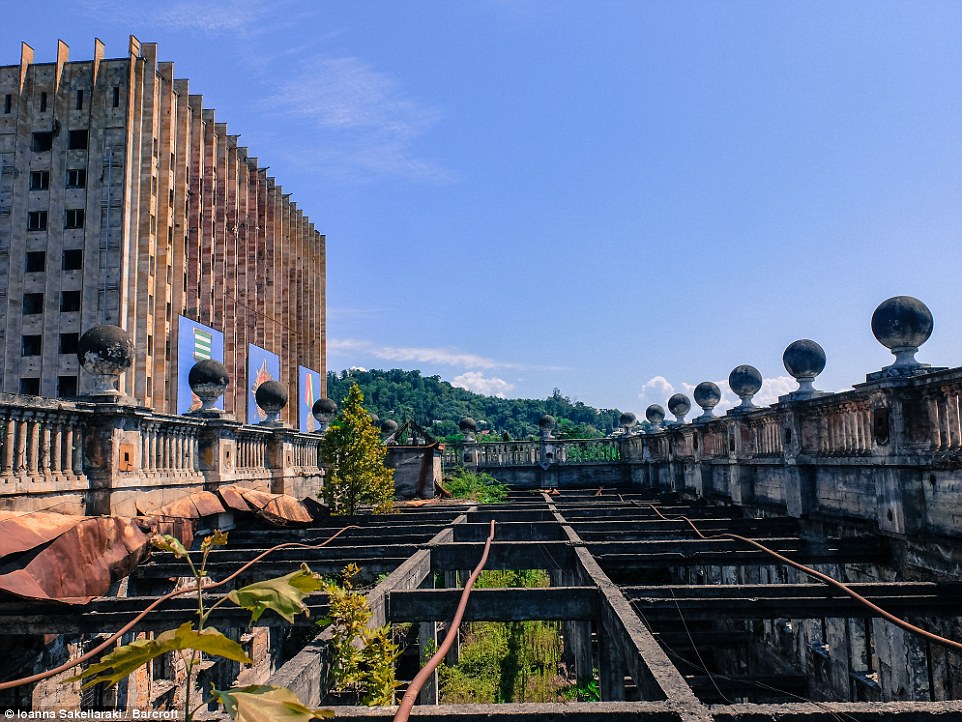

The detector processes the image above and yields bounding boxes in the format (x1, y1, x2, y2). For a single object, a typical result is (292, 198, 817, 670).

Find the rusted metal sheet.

(223, 486, 313, 524)
(217, 485, 250, 512)
(0, 511, 84, 557)
(137, 490, 226, 519)
(0, 514, 149, 605)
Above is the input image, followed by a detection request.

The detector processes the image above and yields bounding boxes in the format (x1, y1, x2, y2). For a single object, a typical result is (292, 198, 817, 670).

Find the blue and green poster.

(177, 316, 224, 414)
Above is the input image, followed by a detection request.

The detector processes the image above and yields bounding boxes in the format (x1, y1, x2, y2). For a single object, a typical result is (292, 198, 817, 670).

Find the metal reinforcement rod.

(393, 519, 496, 721)
(646, 504, 962, 656)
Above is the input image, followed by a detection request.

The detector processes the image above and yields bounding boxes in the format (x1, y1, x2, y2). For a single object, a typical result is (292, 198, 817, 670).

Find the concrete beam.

(386, 587, 599, 623)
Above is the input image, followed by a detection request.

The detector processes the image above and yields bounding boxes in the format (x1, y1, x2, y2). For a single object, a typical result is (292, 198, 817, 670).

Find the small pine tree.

(321, 384, 395, 515)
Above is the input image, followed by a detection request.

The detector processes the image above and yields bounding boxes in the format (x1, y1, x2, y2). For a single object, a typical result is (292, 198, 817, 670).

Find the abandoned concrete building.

(0, 37, 326, 422)
(0, 294, 960, 721)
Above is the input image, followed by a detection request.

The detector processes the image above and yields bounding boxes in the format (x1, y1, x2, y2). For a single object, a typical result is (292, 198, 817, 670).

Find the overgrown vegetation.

(436, 570, 596, 704)
(321, 383, 395, 515)
(71, 532, 332, 721)
(322, 564, 399, 705)
(444, 468, 509, 504)
(327, 369, 623, 440)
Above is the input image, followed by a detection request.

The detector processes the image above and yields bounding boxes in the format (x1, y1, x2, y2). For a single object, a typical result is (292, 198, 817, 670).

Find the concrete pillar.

(563, 621, 593, 683)
(418, 621, 439, 705)
(598, 627, 625, 701)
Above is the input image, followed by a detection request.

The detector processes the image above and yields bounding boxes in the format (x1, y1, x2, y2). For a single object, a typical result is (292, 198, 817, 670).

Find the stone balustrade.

(0, 393, 324, 516)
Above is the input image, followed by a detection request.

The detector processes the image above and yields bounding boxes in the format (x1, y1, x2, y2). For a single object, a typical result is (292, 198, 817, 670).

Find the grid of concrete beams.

(9, 488, 962, 720)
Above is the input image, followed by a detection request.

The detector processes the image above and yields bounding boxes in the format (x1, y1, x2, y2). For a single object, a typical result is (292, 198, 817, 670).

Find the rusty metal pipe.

(393, 519, 496, 720)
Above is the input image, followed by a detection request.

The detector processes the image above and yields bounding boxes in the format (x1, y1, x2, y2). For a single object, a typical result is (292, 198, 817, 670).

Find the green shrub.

(445, 468, 509, 503)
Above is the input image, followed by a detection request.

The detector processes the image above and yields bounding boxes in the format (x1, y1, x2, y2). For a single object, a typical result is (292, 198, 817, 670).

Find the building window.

(57, 375, 78, 398)
(32, 132, 53, 152)
(112, 86, 120, 108)
(20, 377, 40, 395)
(27, 211, 48, 231)
(65, 209, 85, 229)
(23, 293, 44, 314)
(29, 171, 49, 191)
(147, 335, 153, 355)
(25, 251, 45, 272)
(3, 94, 11, 114)
(63, 249, 83, 270)
(60, 290, 81, 312)
(39, 92, 47, 112)
(22, 335, 42, 356)
(76, 89, 84, 111)
(59, 333, 80, 354)
(68, 130, 88, 150)
(67, 169, 86, 188)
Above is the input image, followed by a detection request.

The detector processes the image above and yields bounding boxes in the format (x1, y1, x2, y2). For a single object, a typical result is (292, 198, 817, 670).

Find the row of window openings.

(32, 130, 88, 152)
(21, 331, 79, 356)
(30, 169, 87, 190)
(23, 291, 82, 314)
(19, 376, 78, 398)
(27, 209, 85, 231)
(25, 249, 84, 272)
(3, 87, 121, 115)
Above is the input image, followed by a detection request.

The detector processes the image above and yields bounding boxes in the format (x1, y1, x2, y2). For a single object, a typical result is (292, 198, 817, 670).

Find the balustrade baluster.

(3, 418, 14, 473)
(40, 421, 51, 474)
(947, 390, 962, 450)
(27, 420, 39, 474)
(52, 420, 63, 475)
(937, 398, 950, 453)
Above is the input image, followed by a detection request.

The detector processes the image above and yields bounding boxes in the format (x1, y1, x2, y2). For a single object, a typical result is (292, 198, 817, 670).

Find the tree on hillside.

(321, 384, 394, 515)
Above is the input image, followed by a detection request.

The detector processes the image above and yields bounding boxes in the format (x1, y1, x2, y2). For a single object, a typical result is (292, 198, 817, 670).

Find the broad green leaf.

(227, 564, 324, 623)
(151, 534, 189, 557)
(69, 623, 251, 688)
(212, 685, 334, 721)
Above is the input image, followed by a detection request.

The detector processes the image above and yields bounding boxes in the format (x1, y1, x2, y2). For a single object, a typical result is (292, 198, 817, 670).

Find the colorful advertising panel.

(177, 316, 225, 414)
(299, 366, 322, 432)
(247, 344, 281, 424)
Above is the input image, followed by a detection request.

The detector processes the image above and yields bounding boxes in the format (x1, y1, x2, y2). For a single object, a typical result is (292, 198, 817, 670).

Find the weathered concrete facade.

(0, 38, 326, 421)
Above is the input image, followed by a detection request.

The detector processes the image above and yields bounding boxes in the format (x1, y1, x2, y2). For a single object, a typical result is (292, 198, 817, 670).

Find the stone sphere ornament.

(255, 380, 288, 427)
(77, 325, 134, 398)
(646, 404, 666, 431)
(539, 414, 556, 435)
(693, 382, 721, 421)
(459, 417, 478, 433)
(667, 393, 691, 424)
(619, 412, 637, 434)
(729, 364, 763, 412)
(312, 397, 337, 425)
(187, 359, 229, 415)
(871, 296, 933, 370)
(782, 339, 826, 398)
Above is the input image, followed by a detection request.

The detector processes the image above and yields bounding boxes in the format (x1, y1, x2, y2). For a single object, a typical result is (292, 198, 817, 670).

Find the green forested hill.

(325, 369, 623, 440)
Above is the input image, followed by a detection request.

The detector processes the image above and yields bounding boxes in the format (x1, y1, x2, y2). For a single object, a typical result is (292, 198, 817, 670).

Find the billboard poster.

(299, 366, 322, 432)
(247, 344, 281, 424)
(177, 316, 225, 414)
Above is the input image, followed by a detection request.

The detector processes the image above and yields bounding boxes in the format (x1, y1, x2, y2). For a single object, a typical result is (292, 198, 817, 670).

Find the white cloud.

(264, 56, 450, 183)
(328, 338, 568, 373)
(452, 372, 515, 398)
(639, 375, 675, 400)
(79, 0, 280, 34)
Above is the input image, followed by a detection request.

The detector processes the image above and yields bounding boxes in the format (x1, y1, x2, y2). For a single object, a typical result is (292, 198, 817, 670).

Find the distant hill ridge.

(326, 368, 624, 440)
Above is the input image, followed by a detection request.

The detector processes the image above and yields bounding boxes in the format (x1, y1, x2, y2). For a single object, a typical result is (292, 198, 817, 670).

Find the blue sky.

(4, 1, 961, 413)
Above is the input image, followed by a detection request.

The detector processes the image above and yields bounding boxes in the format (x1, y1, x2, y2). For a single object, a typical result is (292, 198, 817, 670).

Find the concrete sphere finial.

(380, 419, 399, 443)
(459, 417, 477, 432)
(368, 412, 380, 428)
(667, 393, 691, 424)
(77, 325, 134, 398)
(729, 364, 763, 412)
(539, 414, 556, 429)
(255, 380, 288, 426)
(783, 339, 825, 398)
(871, 296, 933, 369)
(619, 412, 637, 433)
(312, 397, 337, 433)
(646, 404, 665, 431)
(188, 359, 229, 415)
(693, 382, 721, 422)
